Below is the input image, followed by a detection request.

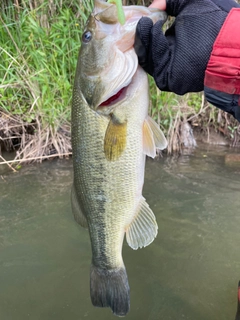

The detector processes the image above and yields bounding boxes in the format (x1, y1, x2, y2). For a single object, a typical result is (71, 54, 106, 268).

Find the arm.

(134, 0, 240, 121)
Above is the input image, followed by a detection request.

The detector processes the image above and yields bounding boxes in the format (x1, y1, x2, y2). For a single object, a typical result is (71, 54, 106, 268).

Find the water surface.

(0, 145, 240, 320)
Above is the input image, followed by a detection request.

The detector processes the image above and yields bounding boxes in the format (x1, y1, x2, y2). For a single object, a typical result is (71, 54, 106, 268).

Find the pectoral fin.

(147, 116, 168, 150)
(143, 119, 156, 158)
(126, 197, 158, 250)
(71, 185, 88, 228)
(104, 115, 127, 161)
(143, 116, 168, 158)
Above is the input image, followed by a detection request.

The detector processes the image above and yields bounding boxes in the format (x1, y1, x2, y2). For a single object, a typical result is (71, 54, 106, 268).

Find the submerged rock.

(225, 153, 240, 165)
(180, 121, 197, 148)
(194, 128, 230, 146)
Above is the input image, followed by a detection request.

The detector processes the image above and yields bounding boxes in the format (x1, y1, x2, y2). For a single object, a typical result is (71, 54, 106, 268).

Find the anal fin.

(126, 197, 158, 250)
(71, 185, 88, 228)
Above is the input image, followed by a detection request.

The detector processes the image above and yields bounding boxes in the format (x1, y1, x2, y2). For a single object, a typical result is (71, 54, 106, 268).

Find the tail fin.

(90, 265, 130, 317)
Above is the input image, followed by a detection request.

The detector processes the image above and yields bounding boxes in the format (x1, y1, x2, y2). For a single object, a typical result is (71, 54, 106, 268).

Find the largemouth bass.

(71, 0, 167, 317)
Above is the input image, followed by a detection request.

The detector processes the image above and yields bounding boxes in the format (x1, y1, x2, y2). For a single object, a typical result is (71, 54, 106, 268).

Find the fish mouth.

(95, 48, 138, 112)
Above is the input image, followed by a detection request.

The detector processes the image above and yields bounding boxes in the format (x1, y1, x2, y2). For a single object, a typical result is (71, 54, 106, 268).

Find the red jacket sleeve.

(204, 8, 240, 95)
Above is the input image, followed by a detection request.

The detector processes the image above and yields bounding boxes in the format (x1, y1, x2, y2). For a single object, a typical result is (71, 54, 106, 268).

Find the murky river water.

(0, 145, 240, 320)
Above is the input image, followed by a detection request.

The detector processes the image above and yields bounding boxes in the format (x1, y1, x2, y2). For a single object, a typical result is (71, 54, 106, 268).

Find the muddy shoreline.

(1, 109, 239, 168)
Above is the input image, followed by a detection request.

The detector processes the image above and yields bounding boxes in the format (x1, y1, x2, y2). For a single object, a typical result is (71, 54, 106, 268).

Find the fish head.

(74, 0, 167, 112)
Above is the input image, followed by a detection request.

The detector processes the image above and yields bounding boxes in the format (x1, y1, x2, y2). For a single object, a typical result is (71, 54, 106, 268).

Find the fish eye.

(82, 31, 92, 43)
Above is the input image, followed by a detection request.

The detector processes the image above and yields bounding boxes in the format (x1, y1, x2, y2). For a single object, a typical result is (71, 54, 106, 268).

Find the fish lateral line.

(107, 0, 126, 25)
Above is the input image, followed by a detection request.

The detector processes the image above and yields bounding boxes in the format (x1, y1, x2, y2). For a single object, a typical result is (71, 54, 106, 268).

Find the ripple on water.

(0, 146, 240, 320)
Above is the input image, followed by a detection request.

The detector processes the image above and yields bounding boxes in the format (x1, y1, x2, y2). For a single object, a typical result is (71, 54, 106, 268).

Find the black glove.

(134, 0, 240, 95)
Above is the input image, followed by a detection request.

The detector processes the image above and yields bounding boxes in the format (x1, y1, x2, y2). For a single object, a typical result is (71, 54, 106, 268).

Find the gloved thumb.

(134, 16, 165, 72)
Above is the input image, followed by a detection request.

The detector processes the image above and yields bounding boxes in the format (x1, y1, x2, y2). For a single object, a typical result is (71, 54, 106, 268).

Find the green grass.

(0, 0, 239, 162)
(148, 76, 178, 129)
(0, 0, 93, 129)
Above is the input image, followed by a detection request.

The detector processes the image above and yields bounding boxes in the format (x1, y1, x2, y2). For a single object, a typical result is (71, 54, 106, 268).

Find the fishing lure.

(107, 0, 126, 25)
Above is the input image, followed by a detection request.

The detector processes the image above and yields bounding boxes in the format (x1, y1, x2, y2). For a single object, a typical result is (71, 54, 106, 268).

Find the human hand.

(134, 0, 239, 95)
(149, 0, 166, 10)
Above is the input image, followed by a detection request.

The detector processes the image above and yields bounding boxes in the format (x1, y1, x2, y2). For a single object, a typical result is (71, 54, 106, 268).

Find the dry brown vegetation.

(1, 0, 240, 167)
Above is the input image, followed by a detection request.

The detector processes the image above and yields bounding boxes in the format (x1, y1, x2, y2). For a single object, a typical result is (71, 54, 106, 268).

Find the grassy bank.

(0, 0, 239, 165)
(0, 0, 92, 164)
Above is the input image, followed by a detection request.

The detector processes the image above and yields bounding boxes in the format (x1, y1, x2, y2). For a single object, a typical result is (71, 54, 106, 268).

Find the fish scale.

(71, 0, 167, 317)
(72, 72, 147, 266)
